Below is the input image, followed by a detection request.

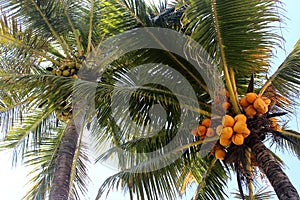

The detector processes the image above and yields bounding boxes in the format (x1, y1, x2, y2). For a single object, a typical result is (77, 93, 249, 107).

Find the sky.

(0, 0, 300, 199)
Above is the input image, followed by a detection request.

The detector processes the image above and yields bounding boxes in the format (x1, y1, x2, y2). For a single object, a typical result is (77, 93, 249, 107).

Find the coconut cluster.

(55, 104, 72, 121)
(217, 114, 250, 148)
(51, 61, 81, 79)
(239, 93, 271, 118)
(191, 118, 215, 139)
(48, 58, 83, 122)
(190, 91, 276, 161)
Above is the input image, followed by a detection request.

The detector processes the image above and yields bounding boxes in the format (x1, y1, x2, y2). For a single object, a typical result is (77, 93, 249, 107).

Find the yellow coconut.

(222, 115, 235, 127)
(201, 118, 211, 128)
(233, 121, 248, 134)
(242, 128, 251, 138)
(232, 133, 244, 146)
(246, 93, 258, 104)
(239, 97, 250, 108)
(219, 137, 232, 147)
(254, 97, 268, 114)
(197, 125, 207, 136)
(215, 148, 226, 160)
(216, 125, 223, 136)
(221, 127, 233, 139)
(262, 96, 271, 105)
(191, 127, 199, 136)
(245, 105, 257, 118)
(222, 101, 231, 110)
(62, 70, 70, 77)
(234, 114, 247, 123)
(55, 70, 62, 76)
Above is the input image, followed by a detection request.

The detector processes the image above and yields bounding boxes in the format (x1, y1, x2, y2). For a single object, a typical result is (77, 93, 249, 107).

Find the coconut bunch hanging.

(45, 54, 85, 121)
(239, 92, 271, 118)
(50, 60, 81, 79)
(55, 103, 73, 122)
(191, 118, 215, 139)
(46, 53, 85, 79)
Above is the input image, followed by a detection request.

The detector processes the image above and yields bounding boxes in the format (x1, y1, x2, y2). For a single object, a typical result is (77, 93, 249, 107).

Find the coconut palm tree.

(0, 1, 300, 200)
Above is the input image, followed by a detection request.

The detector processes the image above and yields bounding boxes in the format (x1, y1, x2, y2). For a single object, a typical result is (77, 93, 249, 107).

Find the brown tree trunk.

(247, 135, 300, 200)
(49, 120, 79, 200)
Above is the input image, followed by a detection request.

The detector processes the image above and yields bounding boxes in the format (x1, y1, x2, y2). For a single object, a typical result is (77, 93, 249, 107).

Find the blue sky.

(0, 0, 300, 199)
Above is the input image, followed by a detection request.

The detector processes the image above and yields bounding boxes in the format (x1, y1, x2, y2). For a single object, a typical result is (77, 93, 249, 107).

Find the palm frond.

(96, 160, 182, 200)
(0, 14, 59, 66)
(0, 0, 86, 56)
(0, 108, 58, 162)
(183, 0, 283, 94)
(232, 186, 275, 200)
(191, 157, 229, 200)
(22, 126, 64, 200)
(260, 38, 300, 108)
(273, 129, 300, 160)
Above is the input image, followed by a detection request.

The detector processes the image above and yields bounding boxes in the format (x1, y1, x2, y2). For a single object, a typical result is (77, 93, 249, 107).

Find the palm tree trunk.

(49, 120, 79, 200)
(247, 135, 300, 200)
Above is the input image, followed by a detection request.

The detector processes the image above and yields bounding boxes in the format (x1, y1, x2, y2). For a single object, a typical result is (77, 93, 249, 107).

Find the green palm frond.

(232, 186, 275, 200)
(191, 157, 229, 200)
(96, 153, 229, 200)
(0, 73, 76, 153)
(260, 38, 300, 107)
(183, 0, 283, 95)
(0, 0, 85, 56)
(0, 109, 57, 156)
(21, 123, 90, 200)
(92, 0, 148, 40)
(273, 129, 300, 160)
(22, 126, 64, 200)
(96, 160, 182, 200)
(0, 14, 59, 66)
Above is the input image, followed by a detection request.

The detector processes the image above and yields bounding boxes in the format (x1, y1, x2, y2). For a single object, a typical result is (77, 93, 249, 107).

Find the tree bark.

(247, 135, 300, 200)
(49, 120, 79, 200)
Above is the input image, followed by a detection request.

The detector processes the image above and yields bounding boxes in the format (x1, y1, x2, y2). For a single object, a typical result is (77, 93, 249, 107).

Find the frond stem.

(87, 0, 95, 55)
(193, 157, 218, 200)
(63, 6, 81, 54)
(145, 30, 209, 93)
(30, 0, 71, 58)
(211, 0, 240, 114)
(176, 136, 219, 151)
(258, 62, 284, 97)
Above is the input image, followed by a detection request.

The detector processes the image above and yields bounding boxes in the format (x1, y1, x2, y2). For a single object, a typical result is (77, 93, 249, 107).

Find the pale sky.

(1, 0, 300, 199)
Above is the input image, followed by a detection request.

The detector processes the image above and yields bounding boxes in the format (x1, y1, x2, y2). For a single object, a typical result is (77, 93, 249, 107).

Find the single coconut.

(215, 148, 226, 160)
(221, 127, 233, 139)
(232, 133, 244, 146)
(246, 93, 258, 104)
(222, 115, 235, 127)
(201, 118, 211, 128)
